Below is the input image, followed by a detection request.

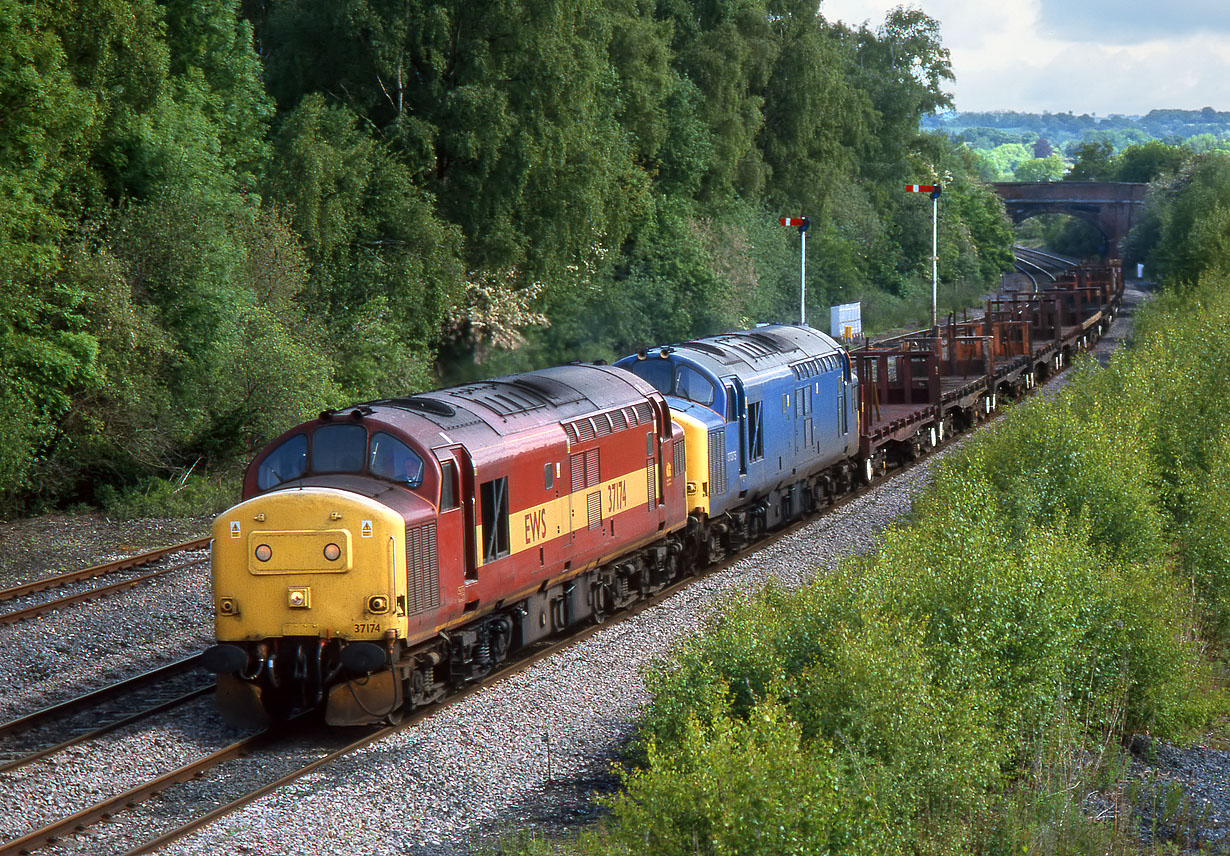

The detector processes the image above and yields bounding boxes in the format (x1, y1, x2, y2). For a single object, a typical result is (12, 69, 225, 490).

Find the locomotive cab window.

(628, 359, 673, 395)
(675, 366, 715, 406)
(748, 402, 765, 462)
(368, 433, 424, 486)
(311, 423, 367, 474)
(627, 360, 716, 407)
(480, 477, 511, 563)
(256, 434, 307, 490)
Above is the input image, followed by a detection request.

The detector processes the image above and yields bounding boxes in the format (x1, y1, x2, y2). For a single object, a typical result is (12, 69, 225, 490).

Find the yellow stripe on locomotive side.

(476, 463, 655, 562)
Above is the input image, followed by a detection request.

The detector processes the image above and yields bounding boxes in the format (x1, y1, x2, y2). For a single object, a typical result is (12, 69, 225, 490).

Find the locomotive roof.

(655, 324, 842, 375)
(358, 363, 658, 440)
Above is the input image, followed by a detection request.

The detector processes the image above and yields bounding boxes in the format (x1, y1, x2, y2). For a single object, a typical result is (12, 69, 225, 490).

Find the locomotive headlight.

(288, 587, 310, 608)
(218, 597, 238, 616)
(367, 595, 390, 614)
(323, 542, 342, 562)
(254, 543, 273, 562)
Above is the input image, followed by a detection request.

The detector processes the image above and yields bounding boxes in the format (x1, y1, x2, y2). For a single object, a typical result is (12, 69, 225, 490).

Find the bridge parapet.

(991, 181, 1147, 261)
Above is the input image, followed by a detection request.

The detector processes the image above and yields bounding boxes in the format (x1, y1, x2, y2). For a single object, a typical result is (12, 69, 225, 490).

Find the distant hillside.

(923, 108, 1230, 153)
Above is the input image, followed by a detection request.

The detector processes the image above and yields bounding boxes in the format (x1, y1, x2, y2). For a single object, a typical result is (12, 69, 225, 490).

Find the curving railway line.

(0, 256, 1125, 855)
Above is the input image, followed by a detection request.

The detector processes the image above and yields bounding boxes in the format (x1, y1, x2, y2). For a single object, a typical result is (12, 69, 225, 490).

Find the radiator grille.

(407, 522, 439, 614)
(571, 454, 583, 491)
(585, 449, 599, 486)
(647, 462, 657, 511)
(708, 428, 727, 496)
(673, 439, 685, 479)
(587, 491, 602, 529)
(570, 449, 599, 491)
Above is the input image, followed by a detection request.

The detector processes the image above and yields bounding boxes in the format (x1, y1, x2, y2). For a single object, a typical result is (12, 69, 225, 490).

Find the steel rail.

(0, 556, 208, 626)
(0, 536, 210, 603)
(1011, 263, 1040, 292)
(1013, 245, 1082, 268)
(0, 686, 212, 774)
(0, 654, 205, 740)
(1012, 254, 1058, 282)
(0, 725, 294, 856)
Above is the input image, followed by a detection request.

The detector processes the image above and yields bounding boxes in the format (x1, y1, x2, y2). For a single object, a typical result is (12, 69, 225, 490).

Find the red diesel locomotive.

(203, 364, 687, 725)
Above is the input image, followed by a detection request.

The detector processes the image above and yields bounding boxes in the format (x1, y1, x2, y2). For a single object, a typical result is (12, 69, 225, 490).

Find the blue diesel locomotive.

(615, 324, 860, 559)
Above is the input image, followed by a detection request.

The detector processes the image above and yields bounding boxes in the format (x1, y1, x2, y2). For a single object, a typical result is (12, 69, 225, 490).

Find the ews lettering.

(524, 508, 548, 544)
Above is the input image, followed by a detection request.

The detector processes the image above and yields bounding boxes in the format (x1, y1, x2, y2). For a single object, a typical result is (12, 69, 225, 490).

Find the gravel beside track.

(7, 280, 1220, 855)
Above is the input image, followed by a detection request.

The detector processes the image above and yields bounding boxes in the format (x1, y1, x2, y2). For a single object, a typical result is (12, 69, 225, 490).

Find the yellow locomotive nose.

(211, 487, 405, 643)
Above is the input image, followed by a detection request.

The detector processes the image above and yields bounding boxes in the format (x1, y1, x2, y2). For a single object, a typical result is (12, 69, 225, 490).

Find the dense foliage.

(0, 0, 1014, 515)
(567, 272, 1230, 855)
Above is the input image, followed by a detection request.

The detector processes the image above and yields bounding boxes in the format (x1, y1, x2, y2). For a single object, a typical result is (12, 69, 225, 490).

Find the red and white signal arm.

(779, 217, 807, 226)
(905, 184, 938, 193)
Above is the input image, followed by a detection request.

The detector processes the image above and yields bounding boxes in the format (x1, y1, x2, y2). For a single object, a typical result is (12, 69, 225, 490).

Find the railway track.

(1013, 244, 1079, 276)
(0, 655, 211, 774)
(0, 537, 210, 626)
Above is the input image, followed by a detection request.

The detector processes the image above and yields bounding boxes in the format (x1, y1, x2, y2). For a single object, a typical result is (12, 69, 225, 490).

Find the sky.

(819, 0, 1230, 115)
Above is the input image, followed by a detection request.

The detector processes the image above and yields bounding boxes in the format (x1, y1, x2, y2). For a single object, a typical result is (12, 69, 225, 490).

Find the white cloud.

(818, 0, 1230, 113)
(1036, 0, 1230, 44)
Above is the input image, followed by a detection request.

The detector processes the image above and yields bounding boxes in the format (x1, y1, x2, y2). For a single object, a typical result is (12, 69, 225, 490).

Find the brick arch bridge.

(991, 181, 1148, 259)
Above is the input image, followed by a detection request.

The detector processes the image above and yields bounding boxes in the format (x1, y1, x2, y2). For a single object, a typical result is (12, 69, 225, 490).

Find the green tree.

(1013, 154, 1065, 181)
(0, 1, 100, 502)
(267, 95, 464, 397)
(1063, 141, 1115, 181)
(1115, 140, 1188, 183)
(658, 0, 777, 202)
(257, 0, 648, 280)
(758, 0, 872, 216)
(1140, 153, 1230, 289)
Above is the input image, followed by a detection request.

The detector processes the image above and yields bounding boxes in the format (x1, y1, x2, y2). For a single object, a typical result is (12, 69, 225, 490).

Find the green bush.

(596, 701, 891, 856)
(96, 470, 240, 519)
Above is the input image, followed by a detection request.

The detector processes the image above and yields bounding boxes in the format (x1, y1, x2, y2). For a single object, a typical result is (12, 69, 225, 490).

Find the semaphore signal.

(906, 184, 942, 327)
(779, 217, 810, 324)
